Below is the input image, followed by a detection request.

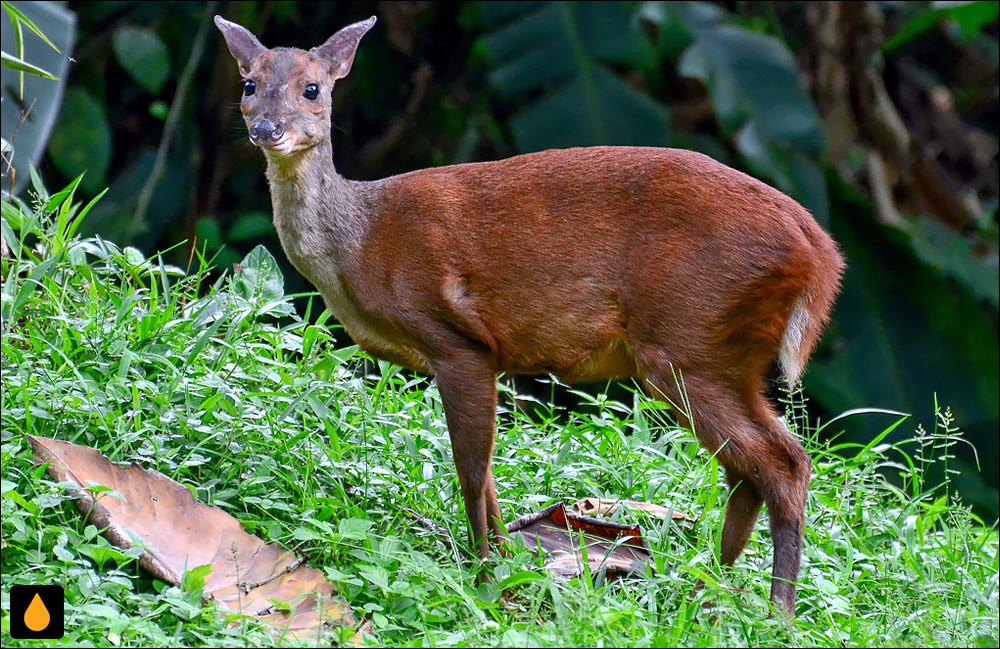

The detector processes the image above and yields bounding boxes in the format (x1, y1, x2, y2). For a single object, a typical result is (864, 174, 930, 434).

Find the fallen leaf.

(28, 435, 370, 645)
(506, 503, 653, 578)
(572, 497, 693, 523)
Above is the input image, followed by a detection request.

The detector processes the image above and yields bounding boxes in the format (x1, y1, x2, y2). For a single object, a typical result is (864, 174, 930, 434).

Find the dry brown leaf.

(506, 503, 653, 578)
(572, 497, 693, 523)
(28, 435, 371, 645)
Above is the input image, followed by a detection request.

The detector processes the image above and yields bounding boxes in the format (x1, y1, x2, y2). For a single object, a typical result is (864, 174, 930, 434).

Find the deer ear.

(312, 16, 376, 80)
(214, 16, 267, 76)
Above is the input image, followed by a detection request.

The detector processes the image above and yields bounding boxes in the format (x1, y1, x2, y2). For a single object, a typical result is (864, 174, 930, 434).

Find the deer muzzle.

(249, 119, 285, 145)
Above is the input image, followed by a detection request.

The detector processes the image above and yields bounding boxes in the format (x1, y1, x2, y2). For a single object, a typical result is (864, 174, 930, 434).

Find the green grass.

(2, 180, 998, 647)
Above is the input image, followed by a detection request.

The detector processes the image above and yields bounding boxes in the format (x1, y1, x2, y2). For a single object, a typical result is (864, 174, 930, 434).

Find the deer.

(214, 14, 845, 617)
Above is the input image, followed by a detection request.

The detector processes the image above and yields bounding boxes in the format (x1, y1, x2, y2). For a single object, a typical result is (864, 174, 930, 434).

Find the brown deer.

(215, 14, 845, 616)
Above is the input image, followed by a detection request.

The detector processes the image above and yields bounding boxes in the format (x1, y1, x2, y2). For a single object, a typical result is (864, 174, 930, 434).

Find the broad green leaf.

(231, 244, 285, 305)
(484, 2, 654, 95)
(337, 517, 375, 540)
(47, 89, 111, 194)
(475, 1, 668, 151)
(638, 1, 724, 59)
(511, 65, 670, 151)
(678, 24, 824, 153)
(122, 246, 147, 267)
(112, 25, 170, 94)
(498, 570, 545, 589)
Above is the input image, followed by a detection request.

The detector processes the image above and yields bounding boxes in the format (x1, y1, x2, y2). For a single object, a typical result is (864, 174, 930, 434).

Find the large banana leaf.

(806, 178, 999, 514)
(474, 1, 670, 151)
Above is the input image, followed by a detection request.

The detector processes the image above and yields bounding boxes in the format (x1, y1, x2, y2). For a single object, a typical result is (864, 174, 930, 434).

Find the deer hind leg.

(641, 365, 810, 616)
(433, 348, 507, 558)
(754, 415, 811, 617)
(484, 474, 506, 542)
(721, 477, 763, 566)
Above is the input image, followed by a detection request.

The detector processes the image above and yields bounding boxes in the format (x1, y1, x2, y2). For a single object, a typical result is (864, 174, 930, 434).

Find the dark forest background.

(4, 1, 998, 517)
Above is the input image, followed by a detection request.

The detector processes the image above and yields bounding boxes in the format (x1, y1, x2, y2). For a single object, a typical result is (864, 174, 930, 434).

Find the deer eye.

(303, 84, 319, 100)
(243, 80, 256, 97)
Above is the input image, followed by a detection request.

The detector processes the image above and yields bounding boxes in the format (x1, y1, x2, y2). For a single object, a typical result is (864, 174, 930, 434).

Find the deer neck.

(264, 139, 370, 271)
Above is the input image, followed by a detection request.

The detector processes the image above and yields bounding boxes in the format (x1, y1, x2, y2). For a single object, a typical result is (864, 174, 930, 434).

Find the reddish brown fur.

(215, 15, 846, 617)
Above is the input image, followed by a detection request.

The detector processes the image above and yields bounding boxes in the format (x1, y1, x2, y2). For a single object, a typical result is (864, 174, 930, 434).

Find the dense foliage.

(3, 2, 998, 513)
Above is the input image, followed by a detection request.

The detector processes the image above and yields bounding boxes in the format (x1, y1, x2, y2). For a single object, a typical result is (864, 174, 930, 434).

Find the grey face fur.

(214, 15, 376, 156)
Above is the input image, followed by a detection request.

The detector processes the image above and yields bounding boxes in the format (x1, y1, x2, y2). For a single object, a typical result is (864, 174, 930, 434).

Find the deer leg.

(755, 420, 810, 616)
(433, 350, 503, 558)
(720, 476, 763, 566)
(643, 366, 808, 616)
(484, 473, 508, 544)
(712, 405, 809, 616)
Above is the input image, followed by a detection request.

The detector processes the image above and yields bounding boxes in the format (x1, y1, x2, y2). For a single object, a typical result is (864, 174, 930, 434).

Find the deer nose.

(249, 119, 284, 143)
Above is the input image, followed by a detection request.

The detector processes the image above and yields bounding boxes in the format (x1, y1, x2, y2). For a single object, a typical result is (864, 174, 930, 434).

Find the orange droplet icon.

(24, 592, 51, 631)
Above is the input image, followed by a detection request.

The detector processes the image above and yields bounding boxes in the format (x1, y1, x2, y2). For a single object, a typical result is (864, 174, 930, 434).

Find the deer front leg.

(433, 350, 506, 557)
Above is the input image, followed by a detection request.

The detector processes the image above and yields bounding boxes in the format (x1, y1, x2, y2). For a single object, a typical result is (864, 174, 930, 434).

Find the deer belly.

(553, 337, 638, 383)
(492, 311, 636, 382)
